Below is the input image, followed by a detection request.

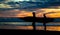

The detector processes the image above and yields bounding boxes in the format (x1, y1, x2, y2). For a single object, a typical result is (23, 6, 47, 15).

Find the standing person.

(32, 11, 36, 30)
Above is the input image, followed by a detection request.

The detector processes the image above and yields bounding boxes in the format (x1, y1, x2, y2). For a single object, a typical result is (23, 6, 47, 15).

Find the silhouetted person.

(43, 14, 47, 31)
(43, 14, 54, 31)
(32, 12, 36, 30)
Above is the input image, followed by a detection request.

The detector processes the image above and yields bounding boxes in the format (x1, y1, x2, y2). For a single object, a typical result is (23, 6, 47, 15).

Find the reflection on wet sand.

(46, 22, 60, 31)
(36, 26, 60, 31)
(0, 26, 45, 30)
(0, 26, 33, 30)
(46, 26, 60, 31)
(36, 26, 44, 30)
(1, 24, 60, 31)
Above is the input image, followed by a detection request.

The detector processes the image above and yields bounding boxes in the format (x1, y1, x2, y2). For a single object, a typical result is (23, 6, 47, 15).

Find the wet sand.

(0, 25, 44, 30)
(0, 26, 33, 30)
(0, 26, 60, 31)
(46, 26, 60, 31)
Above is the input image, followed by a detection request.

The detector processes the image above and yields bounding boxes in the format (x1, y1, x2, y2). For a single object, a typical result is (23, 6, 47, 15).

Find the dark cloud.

(0, 0, 5, 2)
(0, 0, 4, 1)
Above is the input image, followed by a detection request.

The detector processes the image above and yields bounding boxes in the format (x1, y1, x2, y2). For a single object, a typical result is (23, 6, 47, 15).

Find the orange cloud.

(0, 10, 33, 18)
(36, 8, 60, 18)
(46, 13, 60, 18)
(35, 13, 44, 17)
(16, 11, 33, 18)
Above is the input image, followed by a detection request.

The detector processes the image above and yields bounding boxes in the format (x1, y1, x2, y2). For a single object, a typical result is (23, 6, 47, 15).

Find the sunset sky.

(0, 9, 33, 17)
(0, 0, 60, 31)
(35, 8, 60, 18)
(0, 8, 60, 18)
